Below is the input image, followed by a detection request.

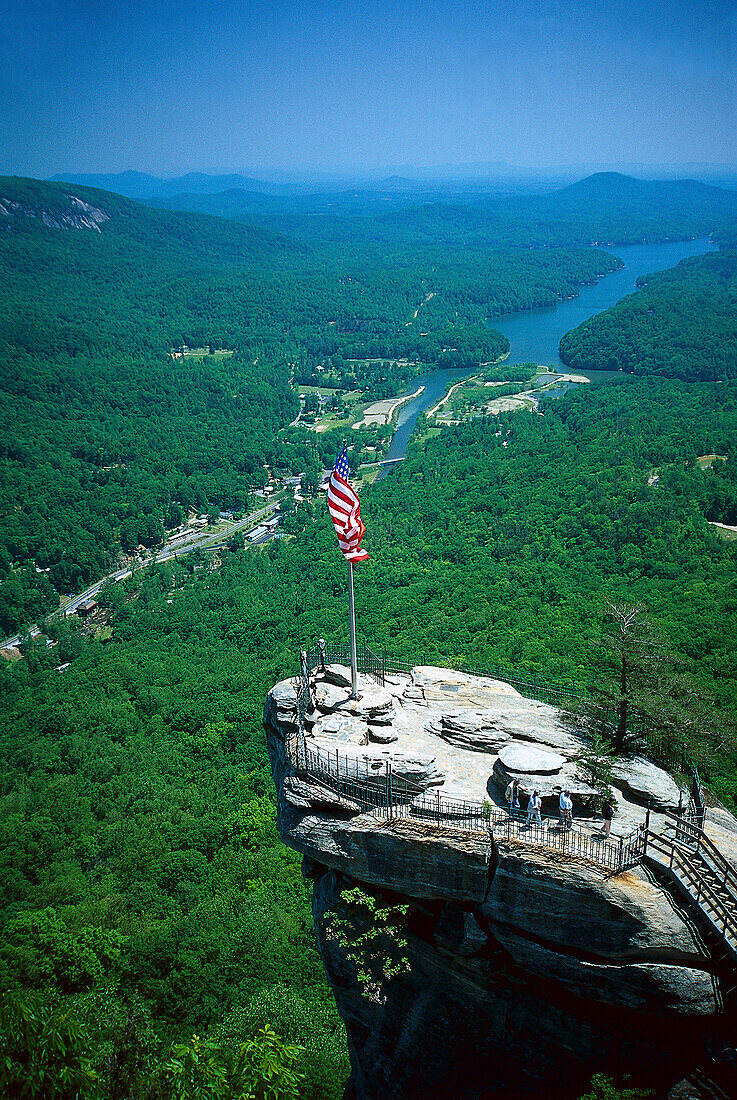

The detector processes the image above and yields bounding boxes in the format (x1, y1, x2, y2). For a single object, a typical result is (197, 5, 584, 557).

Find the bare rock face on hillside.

(264, 666, 735, 1100)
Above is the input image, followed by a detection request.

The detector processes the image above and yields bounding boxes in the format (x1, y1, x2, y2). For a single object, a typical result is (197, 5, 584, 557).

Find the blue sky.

(1, 0, 735, 178)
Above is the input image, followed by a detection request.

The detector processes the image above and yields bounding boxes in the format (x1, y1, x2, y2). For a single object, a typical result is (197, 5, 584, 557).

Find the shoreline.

(353, 385, 425, 428)
(427, 375, 479, 417)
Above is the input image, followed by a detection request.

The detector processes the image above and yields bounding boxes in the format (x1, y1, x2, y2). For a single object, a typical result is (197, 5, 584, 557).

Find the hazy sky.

(1, 0, 735, 178)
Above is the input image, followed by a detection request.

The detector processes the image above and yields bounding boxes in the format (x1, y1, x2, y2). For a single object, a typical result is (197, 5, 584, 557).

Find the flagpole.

(347, 560, 359, 698)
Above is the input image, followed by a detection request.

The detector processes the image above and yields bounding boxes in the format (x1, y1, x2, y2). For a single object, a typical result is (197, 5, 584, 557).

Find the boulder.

(266, 677, 300, 727)
(612, 755, 682, 811)
(314, 681, 351, 711)
(492, 757, 598, 812)
(497, 742, 567, 775)
(325, 744, 444, 791)
(488, 924, 720, 1014)
(368, 725, 398, 744)
(427, 708, 513, 753)
(320, 663, 378, 690)
(338, 684, 396, 723)
(482, 845, 707, 964)
(310, 713, 369, 745)
(292, 813, 490, 901)
(283, 775, 362, 815)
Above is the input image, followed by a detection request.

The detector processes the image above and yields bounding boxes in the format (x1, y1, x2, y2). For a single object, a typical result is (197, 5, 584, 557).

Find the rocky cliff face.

(264, 666, 736, 1099)
(0, 192, 110, 231)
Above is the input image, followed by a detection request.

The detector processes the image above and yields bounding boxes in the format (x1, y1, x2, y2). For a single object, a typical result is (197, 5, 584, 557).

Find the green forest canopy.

(1, 373, 736, 1095)
(0, 176, 628, 632)
(2, 167, 737, 1093)
(559, 250, 737, 381)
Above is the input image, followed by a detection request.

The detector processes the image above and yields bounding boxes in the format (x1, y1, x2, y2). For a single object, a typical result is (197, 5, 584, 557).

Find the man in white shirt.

(559, 790, 573, 829)
(526, 789, 542, 827)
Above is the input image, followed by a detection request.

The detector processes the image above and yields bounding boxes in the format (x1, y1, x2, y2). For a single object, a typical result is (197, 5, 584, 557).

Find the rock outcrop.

(264, 665, 736, 1099)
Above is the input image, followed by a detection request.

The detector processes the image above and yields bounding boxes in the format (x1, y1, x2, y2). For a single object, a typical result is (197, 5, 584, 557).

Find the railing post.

(387, 761, 392, 814)
(618, 834, 624, 872)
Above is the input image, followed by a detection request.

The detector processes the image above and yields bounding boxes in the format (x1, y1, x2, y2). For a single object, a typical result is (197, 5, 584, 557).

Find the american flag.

(328, 445, 369, 563)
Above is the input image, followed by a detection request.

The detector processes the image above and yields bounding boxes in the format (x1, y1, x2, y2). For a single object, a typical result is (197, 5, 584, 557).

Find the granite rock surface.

(264, 665, 734, 1099)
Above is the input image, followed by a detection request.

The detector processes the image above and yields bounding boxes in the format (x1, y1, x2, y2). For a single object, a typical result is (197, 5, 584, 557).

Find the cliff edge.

(264, 664, 736, 1099)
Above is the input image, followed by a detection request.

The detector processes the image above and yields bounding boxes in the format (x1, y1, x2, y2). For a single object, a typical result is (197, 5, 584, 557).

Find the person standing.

(601, 796, 615, 837)
(318, 637, 327, 671)
(526, 789, 542, 827)
(505, 778, 521, 818)
(559, 790, 573, 829)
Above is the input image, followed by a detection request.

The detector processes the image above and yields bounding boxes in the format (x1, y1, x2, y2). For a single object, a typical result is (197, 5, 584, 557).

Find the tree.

(593, 601, 660, 752)
(0, 989, 99, 1099)
(323, 886, 410, 1005)
(578, 1072, 654, 1100)
(575, 731, 616, 800)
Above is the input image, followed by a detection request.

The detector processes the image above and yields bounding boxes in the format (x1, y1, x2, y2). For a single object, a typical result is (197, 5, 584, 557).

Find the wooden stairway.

(645, 810, 737, 969)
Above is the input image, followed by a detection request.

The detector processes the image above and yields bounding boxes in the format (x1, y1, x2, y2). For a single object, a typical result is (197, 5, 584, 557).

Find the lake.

(379, 237, 717, 470)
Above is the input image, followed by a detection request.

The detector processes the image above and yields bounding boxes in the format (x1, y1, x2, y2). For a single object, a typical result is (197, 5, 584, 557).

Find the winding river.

(378, 238, 717, 471)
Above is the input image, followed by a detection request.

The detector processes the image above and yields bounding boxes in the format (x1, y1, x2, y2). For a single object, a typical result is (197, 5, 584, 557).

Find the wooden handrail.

(663, 810, 737, 896)
(645, 829, 737, 953)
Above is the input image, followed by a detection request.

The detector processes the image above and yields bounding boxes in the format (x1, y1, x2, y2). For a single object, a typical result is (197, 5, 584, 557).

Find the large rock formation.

(264, 666, 736, 1099)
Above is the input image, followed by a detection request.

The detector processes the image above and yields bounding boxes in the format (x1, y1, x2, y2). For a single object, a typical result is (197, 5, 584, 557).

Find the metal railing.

(309, 641, 583, 710)
(289, 671, 645, 874)
(288, 653, 736, 965)
(662, 810, 737, 900)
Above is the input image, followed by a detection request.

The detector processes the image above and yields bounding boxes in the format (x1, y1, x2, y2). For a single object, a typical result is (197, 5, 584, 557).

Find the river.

(378, 238, 717, 472)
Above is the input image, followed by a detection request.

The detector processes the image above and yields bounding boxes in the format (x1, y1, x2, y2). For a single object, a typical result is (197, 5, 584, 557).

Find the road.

(1, 498, 283, 650)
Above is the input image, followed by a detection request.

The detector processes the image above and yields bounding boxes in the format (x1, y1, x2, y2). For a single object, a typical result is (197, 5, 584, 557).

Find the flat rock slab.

(310, 713, 369, 745)
(498, 742, 567, 775)
(411, 666, 520, 697)
(612, 755, 682, 811)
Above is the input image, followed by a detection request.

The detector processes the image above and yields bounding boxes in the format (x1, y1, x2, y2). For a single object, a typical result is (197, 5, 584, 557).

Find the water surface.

(378, 238, 716, 471)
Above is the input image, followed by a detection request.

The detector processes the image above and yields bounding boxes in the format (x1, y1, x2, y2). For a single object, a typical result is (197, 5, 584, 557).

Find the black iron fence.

(286, 654, 732, 961)
(305, 640, 706, 819)
(289, 670, 645, 873)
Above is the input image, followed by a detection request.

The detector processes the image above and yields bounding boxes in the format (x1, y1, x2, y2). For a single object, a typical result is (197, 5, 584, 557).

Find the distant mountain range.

(47, 170, 289, 200)
(10, 170, 737, 253)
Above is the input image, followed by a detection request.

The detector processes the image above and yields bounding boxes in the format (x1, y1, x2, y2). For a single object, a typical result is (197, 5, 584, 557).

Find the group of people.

(505, 778, 615, 836)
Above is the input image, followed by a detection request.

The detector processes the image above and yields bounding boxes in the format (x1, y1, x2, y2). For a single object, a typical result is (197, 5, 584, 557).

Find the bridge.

(359, 456, 405, 469)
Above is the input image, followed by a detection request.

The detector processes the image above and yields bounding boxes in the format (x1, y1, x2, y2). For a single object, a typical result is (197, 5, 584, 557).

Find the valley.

(1, 169, 737, 1099)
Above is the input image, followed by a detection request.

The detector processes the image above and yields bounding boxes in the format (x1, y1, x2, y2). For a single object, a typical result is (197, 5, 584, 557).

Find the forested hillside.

(0, 177, 623, 633)
(1, 374, 735, 1096)
(147, 172, 737, 250)
(559, 250, 737, 379)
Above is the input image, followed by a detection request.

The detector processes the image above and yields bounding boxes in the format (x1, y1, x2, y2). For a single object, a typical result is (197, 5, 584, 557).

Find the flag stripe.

(328, 447, 369, 563)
